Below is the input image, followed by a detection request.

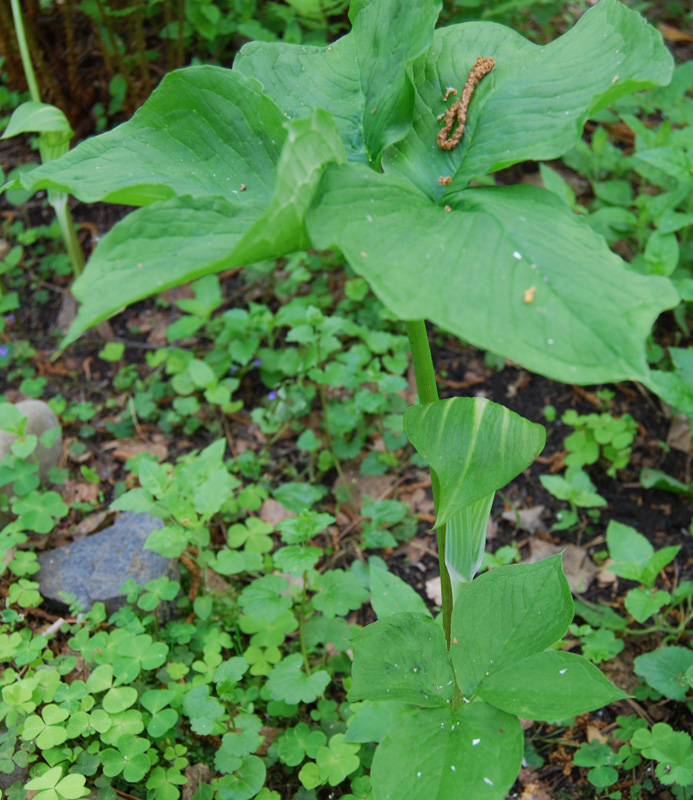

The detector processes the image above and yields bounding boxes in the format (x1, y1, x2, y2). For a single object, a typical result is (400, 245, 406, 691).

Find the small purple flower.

(252, 358, 263, 367)
(0, 345, 8, 358)
(229, 365, 238, 374)
(5, 315, 15, 323)
(268, 391, 278, 401)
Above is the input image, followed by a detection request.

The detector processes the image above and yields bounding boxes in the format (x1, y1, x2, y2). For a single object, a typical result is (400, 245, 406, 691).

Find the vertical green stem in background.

(300, 573, 311, 676)
(52, 194, 84, 277)
(9, 0, 40, 103)
(10, 0, 84, 281)
(405, 320, 454, 647)
(316, 338, 346, 485)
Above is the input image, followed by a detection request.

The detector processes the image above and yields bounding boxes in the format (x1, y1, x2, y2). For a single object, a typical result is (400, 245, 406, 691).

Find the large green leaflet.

(450, 556, 573, 696)
(370, 704, 523, 800)
(235, 0, 442, 166)
(19, 68, 288, 205)
(17, 68, 346, 343)
(349, 614, 453, 708)
(6, 0, 676, 388)
(404, 397, 545, 527)
(478, 650, 627, 718)
(308, 165, 678, 383)
(349, 559, 627, 800)
(384, 0, 673, 198)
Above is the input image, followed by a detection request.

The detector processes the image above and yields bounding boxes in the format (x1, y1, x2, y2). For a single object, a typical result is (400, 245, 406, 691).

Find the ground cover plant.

(1, 1, 693, 799)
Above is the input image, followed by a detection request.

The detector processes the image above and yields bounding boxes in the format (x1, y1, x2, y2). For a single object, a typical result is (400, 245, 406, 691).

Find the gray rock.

(36, 512, 172, 613)
(0, 399, 63, 482)
(0, 763, 29, 794)
(0, 727, 29, 792)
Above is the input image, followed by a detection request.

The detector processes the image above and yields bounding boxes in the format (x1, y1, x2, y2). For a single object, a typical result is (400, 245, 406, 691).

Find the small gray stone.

(0, 399, 63, 482)
(0, 727, 29, 792)
(0, 763, 29, 793)
(36, 512, 172, 613)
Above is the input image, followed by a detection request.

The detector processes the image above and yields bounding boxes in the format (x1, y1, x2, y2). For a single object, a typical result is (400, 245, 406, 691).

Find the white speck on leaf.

(484, 778, 493, 786)
(472, 738, 481, 746)
(513, 251, 522, 260)
(559, 668, 567, 675)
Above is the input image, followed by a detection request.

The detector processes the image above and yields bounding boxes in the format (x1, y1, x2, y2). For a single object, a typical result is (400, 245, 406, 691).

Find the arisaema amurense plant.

(2, 0, 676, 796)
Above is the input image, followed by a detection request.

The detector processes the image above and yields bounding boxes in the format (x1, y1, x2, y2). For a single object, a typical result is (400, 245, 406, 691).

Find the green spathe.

(404, 396, 545, 527)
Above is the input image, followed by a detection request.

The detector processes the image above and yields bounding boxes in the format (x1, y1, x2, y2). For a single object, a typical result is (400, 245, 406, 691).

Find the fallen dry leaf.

(587, 724, 609, 744)
(514, 779, 552, 800)
(501, 505, 546, 534)
(259, 498, 295, 527)
(400, 487, 435, 516)
(667, 413, 691, 454)
(59, 481, 100, 506)
(183, 763, 212, 800)
(658, 22, 693, 42)
(206, 569, 230, 594)
(146, 319, 169, 347)
(54, 292, 79, 336)
(102, 434, 169, 462)
(425, 576, 442, 606)
(528, 540, 597, 593)
(333, 464, 394, 512)
(71, 510, 115, 540)
(597, 557, 619, 587)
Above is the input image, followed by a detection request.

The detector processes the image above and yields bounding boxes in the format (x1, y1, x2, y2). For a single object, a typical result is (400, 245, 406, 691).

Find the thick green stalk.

(9, 0, 40, 103)
(300, 573, 311, 675)
(405, 320, 454, 647)
(316, 338, 346, 485)
(11, 0, 85, 281)
(52, 194, 84, 277)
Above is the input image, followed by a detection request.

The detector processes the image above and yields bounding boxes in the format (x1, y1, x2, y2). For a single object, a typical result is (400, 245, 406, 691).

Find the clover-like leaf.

(25, 767, 89, 800)
(277, 723, 327, 767)
(634, 647, 693, 701)
(183, 685, 226, 735)
(312, 569, 369, 617)
(266, 654, 330, 705)
(315, 734, 361, 786)
(239, 575, 292, 622)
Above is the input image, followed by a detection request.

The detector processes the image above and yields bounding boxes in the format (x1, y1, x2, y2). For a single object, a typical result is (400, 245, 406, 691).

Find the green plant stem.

(405, 320, 438, 405)
(405, 320, 454, 648)
(10, 0, 84, 281)
(9, 0, 41, 103)
(300, 572, 311, 675)
(52, 194, 84, 277)
(316, 338, 346, 485)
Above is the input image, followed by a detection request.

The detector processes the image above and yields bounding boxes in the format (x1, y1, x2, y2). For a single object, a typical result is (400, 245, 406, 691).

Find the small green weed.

(561, 408, 637, 478)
